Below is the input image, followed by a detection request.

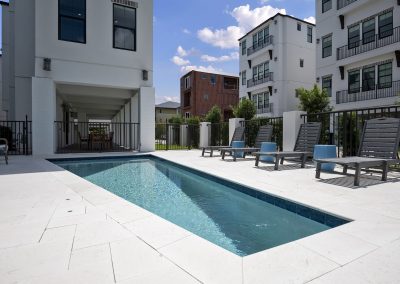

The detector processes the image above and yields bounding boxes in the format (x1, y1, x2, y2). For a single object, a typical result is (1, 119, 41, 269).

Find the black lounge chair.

(0, 138, 9, 165)
(221, 125, 273, 161)
(201, 127, 245, 157)
(254, 122, 322, 170)
(316, 117, 400, 186)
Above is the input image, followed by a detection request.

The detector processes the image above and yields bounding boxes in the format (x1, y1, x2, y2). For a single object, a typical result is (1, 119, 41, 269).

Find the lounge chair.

(254, 122, 322, 170)
(0, 138, 9, 164)
(201, 127, 245, 157)
(315, 117, 400, 186)
(220, 125, 273, 161)
(78, 132, 89, 150)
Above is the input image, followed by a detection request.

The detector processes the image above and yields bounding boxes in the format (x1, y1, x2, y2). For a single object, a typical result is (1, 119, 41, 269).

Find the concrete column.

(229, 118, 244, 143)
(139, 87, 155, 152)
(200, 122, 209, 147)
(32, 77, 56, 155)
(180, 125, 188, 147)
(130, 95, 139, 149)
(283, 111, 306, 151)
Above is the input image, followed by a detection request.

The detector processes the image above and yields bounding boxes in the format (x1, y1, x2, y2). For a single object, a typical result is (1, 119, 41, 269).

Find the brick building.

(180, 71, 239, 120)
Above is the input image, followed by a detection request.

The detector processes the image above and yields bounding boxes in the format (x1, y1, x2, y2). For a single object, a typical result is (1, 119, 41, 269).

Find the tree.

(205, 105, 222, 123)
(232, 99, 256, 121)
(186, 116, 201, 125)
(168, 116, 184, 124)
(297, 85, 333, 114)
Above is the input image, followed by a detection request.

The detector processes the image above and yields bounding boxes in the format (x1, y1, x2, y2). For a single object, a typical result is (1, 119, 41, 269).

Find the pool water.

(54, 156, 347, 256)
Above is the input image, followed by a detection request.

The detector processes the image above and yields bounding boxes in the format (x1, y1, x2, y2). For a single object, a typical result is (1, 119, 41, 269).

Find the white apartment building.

(239, 13, 316, 117)
(316, 0, 400, 110)
(1, 0, 155, 154)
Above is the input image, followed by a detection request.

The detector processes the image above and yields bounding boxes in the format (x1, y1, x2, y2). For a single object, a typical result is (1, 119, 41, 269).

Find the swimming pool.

(53, 156, 350, 256)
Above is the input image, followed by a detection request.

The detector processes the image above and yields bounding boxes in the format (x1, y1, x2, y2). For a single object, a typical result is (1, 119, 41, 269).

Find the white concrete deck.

(0, 150, 400, 283)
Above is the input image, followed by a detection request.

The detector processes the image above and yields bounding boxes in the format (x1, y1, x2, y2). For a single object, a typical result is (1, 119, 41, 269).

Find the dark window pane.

(60, 0, 85, 19)
(378, 62, 392, 89)
(322, 77, 332, 97)
(322, 35, 332, 58)
(114, 27, 135, 50)
(362, 66, 375, 91)
(348, 25, 360, 49)
(362, 19, 375, 44)
(379, 11, 393, 39)
(60, 17, 85, 43)
(113, 4, 136, 51)
(348, 70, 360, 93)
(322, 0, 332, 13)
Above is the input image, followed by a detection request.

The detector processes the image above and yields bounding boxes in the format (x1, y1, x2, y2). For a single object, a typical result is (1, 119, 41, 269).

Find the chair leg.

(202, 148, 205, 156)
(210, 149, 213, 157)
(301, 155, 306, 168)
(280, 157, 284, 165)
(354, 164, 361, 186)
(275, 156, 280, 170)
(255, 155, 260, 167)
(343, 165, 348, 174)
(382, 162, 388, 182)
(233, 153, 237, 162)
(316, 162, 321, 178)
(222, 150, 225, 160)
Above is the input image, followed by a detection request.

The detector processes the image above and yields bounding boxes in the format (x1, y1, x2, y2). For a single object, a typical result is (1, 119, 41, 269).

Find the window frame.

(263, 92, 270, 108)
(378, 11, 393, 39)
(307, 26, 313, 43)
(241, 40, 247, 55)
(378, 62, 392, 89)
(362, 18, 375, 45)
(297, 23, 302, 31)
(322, 76, 332, 97)
(113, 3, 137, 51)
(348, 70, 361, 94)
(348, 24, 360, 49)
(362, 66, 375, 92)
(241, 70, 246, 86)
(322, 34, 332, 58)
(58, 0, 87, 44)
(300, 59, 304, 68)
(322, 0, 332, 13)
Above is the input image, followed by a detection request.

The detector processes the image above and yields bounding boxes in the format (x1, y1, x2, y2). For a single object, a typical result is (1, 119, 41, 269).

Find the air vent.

(111, 0, 138, 8)
(316, 38, 320, 44)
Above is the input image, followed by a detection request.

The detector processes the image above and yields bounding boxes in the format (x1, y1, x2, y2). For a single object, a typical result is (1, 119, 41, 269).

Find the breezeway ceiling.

(56, 84, 137, 120)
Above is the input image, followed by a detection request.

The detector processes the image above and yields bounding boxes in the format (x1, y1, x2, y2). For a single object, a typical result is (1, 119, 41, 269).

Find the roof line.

(238, 12, 315, 41)
(0, 1, 9, 6)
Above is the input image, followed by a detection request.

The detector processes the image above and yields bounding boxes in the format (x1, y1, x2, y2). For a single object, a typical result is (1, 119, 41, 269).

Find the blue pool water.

(53, 156, 349, 256)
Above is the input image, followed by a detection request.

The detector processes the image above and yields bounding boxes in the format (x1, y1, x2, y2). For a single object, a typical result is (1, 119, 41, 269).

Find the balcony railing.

(336, 80, 400, 104)
(247, 35, 273, 56)
(337, 0, 358, 10)
(256, 103, 274, 115)
(247, 72, 274, 88)
(337, 27, 400, 60)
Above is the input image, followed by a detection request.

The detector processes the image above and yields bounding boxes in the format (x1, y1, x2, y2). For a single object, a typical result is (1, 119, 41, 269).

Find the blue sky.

(0, 0, 316, 104)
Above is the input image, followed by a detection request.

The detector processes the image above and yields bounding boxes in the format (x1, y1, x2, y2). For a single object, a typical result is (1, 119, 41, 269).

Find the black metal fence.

(209, 122, 229, 146)
(240, 117, 283, 150)
(55, 121, 140, 153)
(0, 117, 32, 155)
(155, 123, 200, 150)
(301, 105, 400, 157)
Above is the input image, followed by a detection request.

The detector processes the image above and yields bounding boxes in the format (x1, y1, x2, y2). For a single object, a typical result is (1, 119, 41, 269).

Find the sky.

(0, 0, 316, 104)
(154, 0, 315, 104)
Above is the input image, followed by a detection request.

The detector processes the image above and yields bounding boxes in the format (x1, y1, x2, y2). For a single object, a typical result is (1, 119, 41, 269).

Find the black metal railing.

(54, 121, 139, 153)
(256, 103, 274, 115)
(336, 80, 400, 104)
(247, 72, 274, 88)
(301, 105, 400, 158)
(247, 35, 274, 56)
(337, 0, 358, 10)
(337, 26, 400, 60)
(0, 117, 32, 155)
(240, 117, 283, 150)
(208, 122, 229, 146)
(155, 123, 200, 150)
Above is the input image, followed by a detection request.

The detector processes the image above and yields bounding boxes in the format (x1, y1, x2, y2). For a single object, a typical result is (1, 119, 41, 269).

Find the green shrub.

(232, 99, 256, 120)
(205, 106, 222, 123)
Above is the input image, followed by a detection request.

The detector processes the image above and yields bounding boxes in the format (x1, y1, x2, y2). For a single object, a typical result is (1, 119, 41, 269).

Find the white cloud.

(304, 16, 316, 24)
(176, 46, 197, 57)
(171, 56, 190, 66)
(180, 65, 222, 74)
(182, 28, 191, 34)
(197, 4, 286, 49)
(201, 52, 239, 62)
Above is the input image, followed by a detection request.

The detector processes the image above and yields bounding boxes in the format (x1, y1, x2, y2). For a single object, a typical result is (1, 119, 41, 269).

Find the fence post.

(283, 111, 306, 151)
(23, 115, 28, 155)
(180, 124, 188, 148)
(199, 122, 210, 148)
(229, 118, 244, 143)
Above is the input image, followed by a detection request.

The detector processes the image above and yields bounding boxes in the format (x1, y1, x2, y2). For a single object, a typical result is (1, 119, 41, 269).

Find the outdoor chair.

(0, 138, 9, 165)
(254, 122, 322, 170)
(221, 125, 273, 161)
(201, 127, 245, 157)
(315, 117, 400, 186)
(78, 132, 90, 150)
(104, 132, 114, 150)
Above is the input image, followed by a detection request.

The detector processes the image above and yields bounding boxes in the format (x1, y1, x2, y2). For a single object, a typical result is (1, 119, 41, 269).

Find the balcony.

(247, 35, 273, 56)
(337, 0, 358, 10)
(336, 80, 400, 104)
(247, 72, 274, 88)
(256, 103, 274, 115)
(337, 27, 400, 61)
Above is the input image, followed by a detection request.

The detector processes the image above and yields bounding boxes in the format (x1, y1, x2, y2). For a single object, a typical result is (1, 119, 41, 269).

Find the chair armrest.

(0, 138, 8, 146)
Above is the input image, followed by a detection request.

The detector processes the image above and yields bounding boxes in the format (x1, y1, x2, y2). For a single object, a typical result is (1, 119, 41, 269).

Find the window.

(59, 0, 86, 43)
(297, 23, 302, 31)
(241, 71, 246, 86)
(307, 26, 313, 43)
(210, 74, 216, 85)
(264, 62, 269, 77)
(258, 94, 263, 109)
(322, 76, 332, 97)
(113, 4, 136, 51)
(264, 27, 269, 39)
(348, 25, 360, 49)
(263, 92, 270, 107)
(241, 40, 247, 55)
(253, 34, 258, 47)
(258, 65, 264, 80)
(252, 95, 257, 106)
(322, 35, 332, 58)
(184, 76, 191, 89)
(201, 73, 208, 80)
(322, 0, 332, 13)
(348, 70, 360, 93)
(253, 67, 258, 81)
(203, 94, 209, 101)
(378, 11, 393, 39)
(258, 30, 264, 45)
(378, 62, 392, 89)
(300, 59, 304, 68)
(185, 112, 190, 119)
(362, 66, 375, 91)
(224, 77, 238, 89)
(362, 18, 375, 44)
